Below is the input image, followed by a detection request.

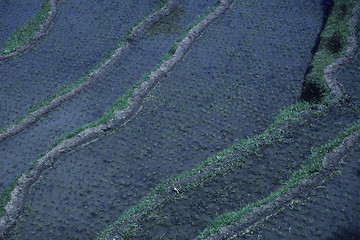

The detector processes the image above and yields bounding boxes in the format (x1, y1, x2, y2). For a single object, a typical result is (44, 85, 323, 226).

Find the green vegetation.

(0, 0, 224, 140)
(94, 1, 360, 235)
(0, 75, 86, 135)
(195, 119, 360, 239)
(52, 0, 223, 148)
(51, 70, 153, 147)
(0, 175, 21, 217)
(94, 100, 316, 239)
(164, 0, 222, 60)
(0, 0, 171, 221)
(0, 155, 42, 218)
(0, 0, 51, 55)
(158, 0, 169, 8)
(1, 0, 358, 239)
(0, 0, 171, 56)
(95, 0, 360, 237)
(0, 0, 171, 136)
(301, 0, 358, 102)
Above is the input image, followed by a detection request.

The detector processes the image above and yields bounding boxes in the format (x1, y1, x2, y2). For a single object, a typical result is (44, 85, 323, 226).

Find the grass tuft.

(0, 0, 52, 54)
(301, 0, 358, 102)
(0, 175, 21, 218)
(195, 119, 360, 239)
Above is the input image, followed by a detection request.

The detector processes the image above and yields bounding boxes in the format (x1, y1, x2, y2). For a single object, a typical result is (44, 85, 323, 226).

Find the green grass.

(53, 0, 224, 147)
(93, 101, 316, 240)
(301, 0, 358, 102)
(0, 74, 89, 135)
(1, 61, 160, 217)
(0, 153, 44, 218)
(51, 70, 153, 147)
(0, 0, 171, 55)
(0, 0, 52, 55)
(0, 0, 172, 136)
(94, 2, 359, 236)
(0, 177, 19, 218)
(195, 119, 360, 239)
(0, 0, 172, 221)
(163, 0, 222, 61)
(1, 0, 357, 238)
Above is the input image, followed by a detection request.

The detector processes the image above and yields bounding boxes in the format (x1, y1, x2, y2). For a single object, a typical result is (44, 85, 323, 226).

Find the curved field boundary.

(0, 0, 57, 61)
(94, 2, 360, 239)
(93, 100, 323, 240)
(0, 0, 178, 144)
(324, 3, 360, 100)
(0, 0, 233, 238)
(196, 3, 360, 237)
(199, 126, 360, 240)
(301, 0, 359, 102)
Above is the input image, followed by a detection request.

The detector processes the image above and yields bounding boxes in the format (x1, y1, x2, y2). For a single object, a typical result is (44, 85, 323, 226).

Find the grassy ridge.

(0, 75, 87, 135)
(195, 2, 360, 236)
(301, 0, 358, 102)
(0, 0, 51, 55)
(163, 0, 221, 61)
(93, 100, 315, 239)
(195, 119, 360, 239)
(95, 0, 360, 238)
(1, 0, 357, 238)
(0, 0, 175, 136)
(1, 0, 223, 233)
(51, 69, 154, 147)
(51, 0, 224, 147)
(0, 0, 171, 219)
(0, 177, 19, 218)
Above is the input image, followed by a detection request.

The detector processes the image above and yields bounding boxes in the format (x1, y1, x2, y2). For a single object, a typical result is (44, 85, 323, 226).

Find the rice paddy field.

(0, 0, 359, 239)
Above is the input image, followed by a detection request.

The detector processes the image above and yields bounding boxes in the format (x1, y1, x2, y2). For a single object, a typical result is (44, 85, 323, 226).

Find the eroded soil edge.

(0, 0, 233, 238)
(323, 3, 360, 100)
(0, 0, 58, 61)
(204, 130, 360, 240)
(0, 0, 178, 143)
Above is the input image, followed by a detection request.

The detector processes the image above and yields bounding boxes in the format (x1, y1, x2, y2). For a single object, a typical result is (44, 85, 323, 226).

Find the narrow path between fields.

(0, 0, 233, 238)
(204, 130, 360, 240)
(0, 0, 58, 61)
(323, 4, 360, 100)
(201, 3, 360, 238)
(0, 0, 178, 143)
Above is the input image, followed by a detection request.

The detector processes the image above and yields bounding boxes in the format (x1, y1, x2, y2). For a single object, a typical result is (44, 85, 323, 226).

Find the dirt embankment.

(0, 0, 178, 144)
(0, 0, 180, 238)
(0, 0, 58, 61)
(204, 130, 360, 240)
(323, 4, 360, 100)
(0, 0, 235, 239)
(93, 1, 243, 239)
(203, 3, 360, 239)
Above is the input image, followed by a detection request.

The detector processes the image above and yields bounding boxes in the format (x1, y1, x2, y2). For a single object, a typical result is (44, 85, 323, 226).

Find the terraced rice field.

(0, 0, 359, 239)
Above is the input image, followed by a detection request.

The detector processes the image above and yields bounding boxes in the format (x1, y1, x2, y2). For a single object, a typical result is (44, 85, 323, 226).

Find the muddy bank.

(323, 4, 360, 100)
(301, 1, 360, 102)
(203, 3, 360, 238)
(0, 0, 232, 238)
(204, 130, 360, 240)
(96, 101, 326, 240)
(0, 0, 178, 144)
(0, 0, 58, 61)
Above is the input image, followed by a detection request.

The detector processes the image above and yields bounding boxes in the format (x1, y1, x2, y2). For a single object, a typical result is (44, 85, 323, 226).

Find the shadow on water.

(146, 5, 185, 37)
(311, 0, 334, 55)
(300, 0, 334, 103)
